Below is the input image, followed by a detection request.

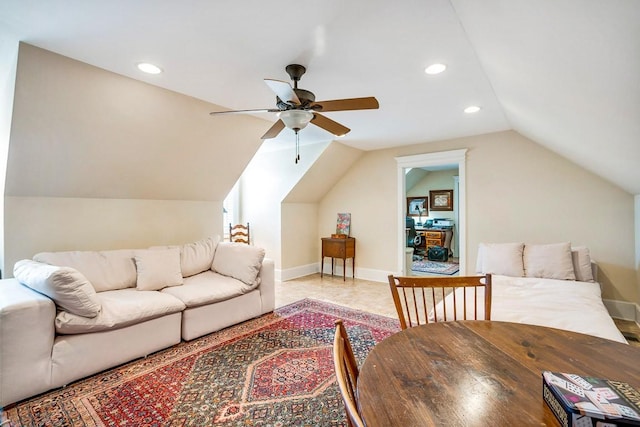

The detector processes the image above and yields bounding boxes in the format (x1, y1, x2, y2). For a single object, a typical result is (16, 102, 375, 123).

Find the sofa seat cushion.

(55, 289, 185, 334)
(34, 250, 137, 292)
(160, 270, 255, 308)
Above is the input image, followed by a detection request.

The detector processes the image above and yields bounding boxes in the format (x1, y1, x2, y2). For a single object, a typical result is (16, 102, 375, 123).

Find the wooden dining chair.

(387, 274, 492, 330)
(229, 222, 250, 244)
(332, 320, 365, 427)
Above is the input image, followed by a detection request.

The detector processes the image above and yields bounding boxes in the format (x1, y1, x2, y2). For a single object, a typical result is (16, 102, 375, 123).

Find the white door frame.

(395, 149, 467, 275)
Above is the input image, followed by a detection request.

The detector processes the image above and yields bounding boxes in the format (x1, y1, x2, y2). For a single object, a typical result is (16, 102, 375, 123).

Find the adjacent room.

(1, 1, 639, 426)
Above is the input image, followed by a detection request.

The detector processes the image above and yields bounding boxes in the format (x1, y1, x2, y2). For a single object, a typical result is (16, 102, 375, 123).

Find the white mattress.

(435, 275, 627, 344)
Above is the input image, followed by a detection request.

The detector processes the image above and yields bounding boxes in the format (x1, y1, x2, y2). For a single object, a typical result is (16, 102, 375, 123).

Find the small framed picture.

(429, 190, 453, 211)
(407, 197, 428, 217)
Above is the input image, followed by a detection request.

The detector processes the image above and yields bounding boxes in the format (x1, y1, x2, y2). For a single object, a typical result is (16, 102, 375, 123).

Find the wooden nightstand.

(321, 237, 355, 281)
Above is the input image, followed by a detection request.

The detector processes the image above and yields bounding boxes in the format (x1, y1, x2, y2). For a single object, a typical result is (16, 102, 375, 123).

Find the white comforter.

(438, 275, 627, 344)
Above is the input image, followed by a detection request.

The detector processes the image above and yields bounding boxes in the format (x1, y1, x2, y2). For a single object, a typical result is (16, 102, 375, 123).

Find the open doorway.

(395, 149, 467, 275)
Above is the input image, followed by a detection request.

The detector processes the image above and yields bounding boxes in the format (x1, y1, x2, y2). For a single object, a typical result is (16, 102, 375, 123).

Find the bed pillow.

(523, 242, 576, 280)
(211, 242, 265, 286)
(14, 259, 102, 318)
(571, 246, 595, 282)
(478, 242, 525, 277)
(134, 248, 183, 291)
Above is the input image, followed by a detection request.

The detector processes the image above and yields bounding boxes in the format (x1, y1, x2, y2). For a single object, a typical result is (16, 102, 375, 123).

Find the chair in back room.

(229, 222, 250, 244)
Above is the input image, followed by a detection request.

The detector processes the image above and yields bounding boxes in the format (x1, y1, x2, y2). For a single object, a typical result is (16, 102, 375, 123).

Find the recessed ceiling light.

(425, 63, 446, 75)
(464, 105, 481, 114)
(137, 63, 163, 74)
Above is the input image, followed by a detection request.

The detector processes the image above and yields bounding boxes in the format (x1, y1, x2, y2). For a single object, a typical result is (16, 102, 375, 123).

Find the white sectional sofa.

(0, 236, 275, 407)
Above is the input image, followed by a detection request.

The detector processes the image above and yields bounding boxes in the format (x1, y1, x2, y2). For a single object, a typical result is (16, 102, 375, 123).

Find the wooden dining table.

(357, 320, 640, 426)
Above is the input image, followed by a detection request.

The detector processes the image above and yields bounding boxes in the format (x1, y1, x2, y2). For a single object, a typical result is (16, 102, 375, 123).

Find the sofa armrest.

(0, 279, 56, 406)
(258, 258, 275, 314)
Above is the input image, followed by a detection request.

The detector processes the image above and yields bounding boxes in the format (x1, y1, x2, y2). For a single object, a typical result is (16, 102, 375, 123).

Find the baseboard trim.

(603, 298, 640, 322)
(278, 263, 391, 283)
(276, 263, 318, 282)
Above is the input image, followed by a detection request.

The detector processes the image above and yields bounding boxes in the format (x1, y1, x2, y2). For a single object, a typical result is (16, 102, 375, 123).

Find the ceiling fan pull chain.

(295, 130, 300, 164)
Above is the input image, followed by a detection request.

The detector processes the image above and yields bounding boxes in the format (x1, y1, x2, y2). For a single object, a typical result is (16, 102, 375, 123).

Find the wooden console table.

(320, 237, 355, 281)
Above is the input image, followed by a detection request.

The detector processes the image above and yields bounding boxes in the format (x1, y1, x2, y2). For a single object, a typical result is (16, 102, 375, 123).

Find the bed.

(434, 242, 627, 344)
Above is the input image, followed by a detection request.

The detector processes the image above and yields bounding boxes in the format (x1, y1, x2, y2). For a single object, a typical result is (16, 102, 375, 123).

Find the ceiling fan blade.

(264, 79, 300, 105)
(261, 119, 286, 139)
(311, 113, 351, 137)
(210, 108, 279, 115)
(311, 96, 379, 112)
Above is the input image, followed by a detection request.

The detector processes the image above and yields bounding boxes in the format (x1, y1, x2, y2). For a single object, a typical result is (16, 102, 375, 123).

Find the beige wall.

(5, 197, 219, 271)
(4, 43, 267, 273)
(5, 44, 637, 308)
(318, 130, 637, 303)
(281, 203, 318, 270)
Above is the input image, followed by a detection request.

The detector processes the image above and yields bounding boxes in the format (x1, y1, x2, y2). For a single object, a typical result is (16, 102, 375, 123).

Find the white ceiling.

(1, 0, 639, 194)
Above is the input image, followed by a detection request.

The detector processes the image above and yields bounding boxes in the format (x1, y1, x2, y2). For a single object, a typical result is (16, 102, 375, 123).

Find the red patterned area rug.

(3, 299, 399, 427)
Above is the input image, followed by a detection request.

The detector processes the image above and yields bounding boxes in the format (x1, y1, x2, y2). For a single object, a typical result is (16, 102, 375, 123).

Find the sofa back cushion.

(34, 249, 137, 292)
(211, 242, 265, 286)
(151, 236, 220, 278)
(14, 259, 102, 317)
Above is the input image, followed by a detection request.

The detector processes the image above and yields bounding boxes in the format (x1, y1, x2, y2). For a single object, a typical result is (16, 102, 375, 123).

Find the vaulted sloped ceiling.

(1, 0, 638, 193)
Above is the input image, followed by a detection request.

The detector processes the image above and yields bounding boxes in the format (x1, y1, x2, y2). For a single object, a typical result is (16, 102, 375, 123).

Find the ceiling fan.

(210, 64, 379, 163)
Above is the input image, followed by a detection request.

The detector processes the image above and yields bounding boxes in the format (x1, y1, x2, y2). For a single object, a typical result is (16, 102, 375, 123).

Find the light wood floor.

(275, 273, 640, 346)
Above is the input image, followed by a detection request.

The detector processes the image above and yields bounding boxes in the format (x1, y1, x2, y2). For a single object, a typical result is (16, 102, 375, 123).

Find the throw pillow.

(523, 242, 576, 280)
(480, 242, 525, 277)
(571, 246, 595, 282)
(134, 248, 183, 291)
(14, 259, 102, 318)
(211, 242, 265, 286)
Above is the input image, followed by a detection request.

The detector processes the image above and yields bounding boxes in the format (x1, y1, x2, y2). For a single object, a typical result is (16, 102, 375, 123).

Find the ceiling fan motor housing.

(285, 64, 306, 83)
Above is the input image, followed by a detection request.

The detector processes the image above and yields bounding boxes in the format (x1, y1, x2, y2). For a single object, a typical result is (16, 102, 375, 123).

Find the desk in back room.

(320, 237, 355, 281)
(414, 227, 453, 255)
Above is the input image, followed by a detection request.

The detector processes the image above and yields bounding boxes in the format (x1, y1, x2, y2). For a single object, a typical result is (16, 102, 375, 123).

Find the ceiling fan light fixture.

(278, 110, 314, 131)
(425, 63, 447, 75)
